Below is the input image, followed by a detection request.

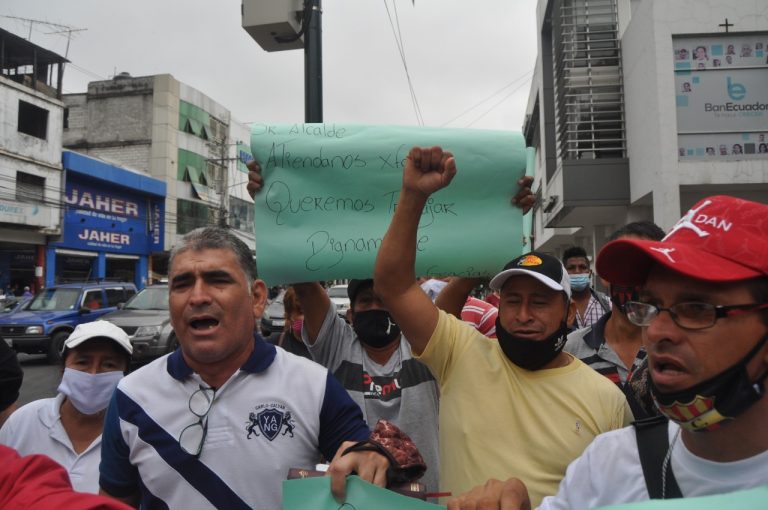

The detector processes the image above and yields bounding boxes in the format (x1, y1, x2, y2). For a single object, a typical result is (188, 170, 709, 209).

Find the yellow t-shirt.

(417, 311, 633, 507)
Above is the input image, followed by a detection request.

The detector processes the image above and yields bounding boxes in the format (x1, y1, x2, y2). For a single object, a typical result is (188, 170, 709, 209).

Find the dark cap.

(347, 279, 373, 305)
(489, 252, 572, 299)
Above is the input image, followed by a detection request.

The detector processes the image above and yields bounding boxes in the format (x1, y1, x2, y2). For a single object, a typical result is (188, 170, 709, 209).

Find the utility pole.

(242, 0, 324, 122)
(304, 0, 323, 122)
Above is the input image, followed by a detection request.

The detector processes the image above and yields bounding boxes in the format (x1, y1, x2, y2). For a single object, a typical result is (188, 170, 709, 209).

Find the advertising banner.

(59, 178, 163, 254)
(673, 33, 768, 161)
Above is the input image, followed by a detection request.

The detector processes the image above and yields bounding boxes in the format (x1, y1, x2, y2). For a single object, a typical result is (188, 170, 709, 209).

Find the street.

(16, 354, 60, 407)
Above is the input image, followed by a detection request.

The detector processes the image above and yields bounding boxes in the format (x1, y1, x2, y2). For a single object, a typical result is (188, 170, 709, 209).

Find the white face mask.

(57, 368, 123, 415)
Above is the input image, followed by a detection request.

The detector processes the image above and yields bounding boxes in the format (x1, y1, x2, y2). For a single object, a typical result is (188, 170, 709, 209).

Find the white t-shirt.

(0, 393, 102, 493)
(539, 421, 768, 509)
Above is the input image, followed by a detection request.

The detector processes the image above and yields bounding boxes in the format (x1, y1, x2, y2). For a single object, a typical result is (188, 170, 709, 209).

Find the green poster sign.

(251, 123, 528, 285)
(595, 486, 768, 510)
(283, 476, 445, 510)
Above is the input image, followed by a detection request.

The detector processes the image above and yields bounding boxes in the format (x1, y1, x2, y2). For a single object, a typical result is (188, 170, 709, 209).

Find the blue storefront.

(47, 151, 166, 290)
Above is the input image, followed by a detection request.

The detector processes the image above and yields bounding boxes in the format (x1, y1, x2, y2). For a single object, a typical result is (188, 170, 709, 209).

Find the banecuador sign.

(60, 179, 149, 253)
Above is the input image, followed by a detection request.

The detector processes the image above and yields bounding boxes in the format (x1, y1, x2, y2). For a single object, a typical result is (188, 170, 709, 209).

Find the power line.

(382, 0, 424, 126)
(441, 69, 533, 127)
(465, 76, 532, 128)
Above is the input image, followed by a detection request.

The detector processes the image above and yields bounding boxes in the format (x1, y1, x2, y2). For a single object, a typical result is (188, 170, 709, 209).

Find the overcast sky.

(2, 0, 537, 131)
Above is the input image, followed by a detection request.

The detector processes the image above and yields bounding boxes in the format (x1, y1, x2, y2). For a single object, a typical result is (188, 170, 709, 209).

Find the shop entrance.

(106, 256, 137, 283)
(0, 246, 36, 295)
(55, 254, 95, 283)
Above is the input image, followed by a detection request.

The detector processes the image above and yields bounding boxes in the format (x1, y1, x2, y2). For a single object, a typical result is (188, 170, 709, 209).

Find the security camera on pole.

(242, 0, 323, 123)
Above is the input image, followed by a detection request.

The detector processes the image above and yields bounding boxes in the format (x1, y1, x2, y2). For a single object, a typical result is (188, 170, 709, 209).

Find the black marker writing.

(383, 190, 457, 227)
(265, 181, 375, 225)
(305, 231, 429, 271)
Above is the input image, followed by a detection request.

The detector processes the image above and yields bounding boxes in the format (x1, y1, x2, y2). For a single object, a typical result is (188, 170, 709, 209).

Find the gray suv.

(101, 284, 176, 362)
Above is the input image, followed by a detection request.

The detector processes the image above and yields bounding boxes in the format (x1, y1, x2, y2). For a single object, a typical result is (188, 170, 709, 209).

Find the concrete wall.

(0, 76, 63, 237)
(0, 76, 64, 166)
(150, 74, 180, 251)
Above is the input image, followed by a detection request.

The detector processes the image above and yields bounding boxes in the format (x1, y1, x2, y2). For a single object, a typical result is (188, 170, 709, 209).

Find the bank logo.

(727, 76, 746, 101)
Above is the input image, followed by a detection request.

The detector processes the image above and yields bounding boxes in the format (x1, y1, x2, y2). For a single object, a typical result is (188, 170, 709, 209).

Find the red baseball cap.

(597, 195, 768, 285)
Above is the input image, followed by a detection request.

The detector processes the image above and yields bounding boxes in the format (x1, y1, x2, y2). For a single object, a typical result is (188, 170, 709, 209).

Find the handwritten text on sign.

(250, 124, 527, 285)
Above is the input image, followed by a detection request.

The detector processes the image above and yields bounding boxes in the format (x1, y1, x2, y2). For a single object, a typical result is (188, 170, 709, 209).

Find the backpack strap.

(591, 288, 612, 314)
(633, 416, 683, 499)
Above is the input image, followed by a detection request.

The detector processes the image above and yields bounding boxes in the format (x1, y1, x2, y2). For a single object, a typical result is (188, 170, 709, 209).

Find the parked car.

(260, 290, 286, 337)
(101, 284, 175, 362)
(327, 284, 350, 319)
(0, 296, 32, 315)
(0, 281, 137, 363)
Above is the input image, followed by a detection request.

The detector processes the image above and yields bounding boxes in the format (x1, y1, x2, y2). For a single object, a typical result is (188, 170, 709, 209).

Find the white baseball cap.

(64, 320, 133, 355)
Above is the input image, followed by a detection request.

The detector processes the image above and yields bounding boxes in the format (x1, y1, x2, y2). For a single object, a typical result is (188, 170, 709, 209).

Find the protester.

(267, 286, 312, 359)
(99, 227, 390, 508)
(0, 445, 133, 510)
(373, 146, 632, 506)
(565, 221, 666, 418)
(422, 277, 499, 338)
(0, 321, 132, 493)
(562, 246, 610, 329)
(447, 195, 768, 508)
(0, 339, 23, 428)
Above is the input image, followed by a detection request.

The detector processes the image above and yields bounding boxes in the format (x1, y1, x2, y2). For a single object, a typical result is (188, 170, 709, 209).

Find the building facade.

(46, 151, 166, 289)
(524, 0, 768, 260)
(63, 74, 256, 280)
(0, 28, 67, 295)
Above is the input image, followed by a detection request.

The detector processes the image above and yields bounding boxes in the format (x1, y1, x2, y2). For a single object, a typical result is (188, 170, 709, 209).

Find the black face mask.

(496, 318, 568, 370)
(651, 334, 768, 432)
(610, 284, 640, 314)
(352, 309, 401, 349)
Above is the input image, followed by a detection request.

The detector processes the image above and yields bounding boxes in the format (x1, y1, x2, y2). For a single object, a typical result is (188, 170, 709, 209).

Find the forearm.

(374, 188, 428, 301)
(293, 282, 331, 343)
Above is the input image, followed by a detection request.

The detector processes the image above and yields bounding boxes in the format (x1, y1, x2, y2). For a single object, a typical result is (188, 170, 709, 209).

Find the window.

(82, 290, 104, 310)
(229, 196, 255, 233)
(179, 100, 211, 141)
(18, 100, 49, 139)
(177, 199, 213, 234)
(16, 172, 45, 203)
(106, 287, 128, 307)
(552, 0, 626, 160)
(209, 117, 227, 143)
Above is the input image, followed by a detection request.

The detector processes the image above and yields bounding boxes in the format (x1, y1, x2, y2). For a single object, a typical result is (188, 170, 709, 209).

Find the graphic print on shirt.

(245, 402, 296, 441)
(332, 359, 435, 403)
(362, 372, 402, 401)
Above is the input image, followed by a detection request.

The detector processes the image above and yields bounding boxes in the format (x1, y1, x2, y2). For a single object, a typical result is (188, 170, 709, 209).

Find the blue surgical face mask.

(569, 273, 591, 292)
(57, 368, 123, 415)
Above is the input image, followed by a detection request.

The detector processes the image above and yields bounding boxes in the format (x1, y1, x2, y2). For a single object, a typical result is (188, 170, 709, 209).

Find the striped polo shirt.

(564, 312, 647, 387)
(100, 334, 369, 510)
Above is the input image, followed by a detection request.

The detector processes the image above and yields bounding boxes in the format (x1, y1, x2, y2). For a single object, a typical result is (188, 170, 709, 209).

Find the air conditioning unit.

(242, 0, 305, 52)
